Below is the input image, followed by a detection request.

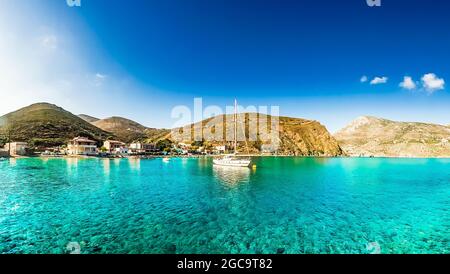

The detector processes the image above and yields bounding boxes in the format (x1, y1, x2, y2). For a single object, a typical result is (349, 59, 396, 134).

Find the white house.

(104, 140, 128, 154)
(178, 142, 192, 149)
(4, 142, 28, 156)
(129, 142, 156, 153)
(68, 137, 97, 155)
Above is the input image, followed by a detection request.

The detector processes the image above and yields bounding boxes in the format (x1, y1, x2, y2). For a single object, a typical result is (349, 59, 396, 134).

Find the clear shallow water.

(0, 157, 449, 254)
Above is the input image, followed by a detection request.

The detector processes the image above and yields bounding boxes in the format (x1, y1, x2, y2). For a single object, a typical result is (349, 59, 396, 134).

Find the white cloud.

(421, 73, 445, 93)
(96, 73, 106, 79)
(40, 34, 58, 50)
(94, 73, 107, 86)
(360, 75, 368, 83)
(370, 76, 388, 85)
(399, 76, 417, 90)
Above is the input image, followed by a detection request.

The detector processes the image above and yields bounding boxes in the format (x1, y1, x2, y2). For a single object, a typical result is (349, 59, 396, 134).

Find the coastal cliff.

(334, 116, 450, 157)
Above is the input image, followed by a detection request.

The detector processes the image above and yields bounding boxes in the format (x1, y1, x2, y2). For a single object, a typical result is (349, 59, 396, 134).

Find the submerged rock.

(165, 244, 177, 253)
(277, 248, 285, 254)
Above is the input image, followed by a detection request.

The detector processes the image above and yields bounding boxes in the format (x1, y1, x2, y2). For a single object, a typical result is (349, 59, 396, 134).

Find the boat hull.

(213, 159, 252, 167)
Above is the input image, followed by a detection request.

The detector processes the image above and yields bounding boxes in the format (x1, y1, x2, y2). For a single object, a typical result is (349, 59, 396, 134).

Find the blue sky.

(0, 0, 449, 132)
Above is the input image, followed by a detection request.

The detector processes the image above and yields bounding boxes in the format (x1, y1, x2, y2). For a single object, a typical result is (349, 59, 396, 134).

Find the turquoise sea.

(0, 157, 449, 254)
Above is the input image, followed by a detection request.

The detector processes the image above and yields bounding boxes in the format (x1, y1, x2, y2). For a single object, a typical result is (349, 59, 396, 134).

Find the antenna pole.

(234, 99, 237, 155)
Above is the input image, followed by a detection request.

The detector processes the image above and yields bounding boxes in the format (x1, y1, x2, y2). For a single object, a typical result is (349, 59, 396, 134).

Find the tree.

(191, 140, 204, 147)
(0, 123, 12, 152)
(0, 135, 6, 147)
(156, 139, 173, 151)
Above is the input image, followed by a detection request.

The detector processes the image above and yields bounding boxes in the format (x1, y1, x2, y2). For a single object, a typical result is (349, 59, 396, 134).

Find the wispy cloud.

(421, 73, 445, 94)
(94, 73, 107, 86)
(40, 34, 58, 50)
(399, 76, 417, 90)
(360, 75, 368, 83)
(370, 76, 388, 85)
(96, 73, 106, 79)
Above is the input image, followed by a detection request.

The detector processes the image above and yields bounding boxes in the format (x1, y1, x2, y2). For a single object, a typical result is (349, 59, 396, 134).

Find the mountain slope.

(92, 117, 149, 143)
(171, 113, 344, 156)
(334, 116, 450, 157)
(145, 127, 171, 143)
(277, 116, 344, 156)
(0, 103, 111, 147)
(78, 114, 100, 123)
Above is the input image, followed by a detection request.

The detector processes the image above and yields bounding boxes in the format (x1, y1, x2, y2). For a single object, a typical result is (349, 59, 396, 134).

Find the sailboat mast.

(234, 99, 237, 154)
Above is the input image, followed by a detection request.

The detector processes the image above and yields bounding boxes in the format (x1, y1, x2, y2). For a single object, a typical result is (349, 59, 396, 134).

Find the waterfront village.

(0, 136, 233, 158)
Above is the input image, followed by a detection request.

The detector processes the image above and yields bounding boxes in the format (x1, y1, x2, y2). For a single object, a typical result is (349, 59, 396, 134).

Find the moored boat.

(213, 155, 252, 167)
(213, 99, 252, 168)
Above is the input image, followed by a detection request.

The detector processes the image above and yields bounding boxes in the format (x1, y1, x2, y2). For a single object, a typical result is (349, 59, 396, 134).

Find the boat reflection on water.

(212, 164, 251, 186)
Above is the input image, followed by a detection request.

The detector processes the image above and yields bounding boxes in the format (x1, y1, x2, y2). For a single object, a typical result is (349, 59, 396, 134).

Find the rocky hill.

(334, 116, 450, 157)
(78, 114, 100, 123)
(145, 127, 171, 143)
(171, 113, 344, 156)
(0, 103, 111, 147)
(277, 116, 344, 156)
(92, 117, 164, 143)
(0, 103, 345, 156)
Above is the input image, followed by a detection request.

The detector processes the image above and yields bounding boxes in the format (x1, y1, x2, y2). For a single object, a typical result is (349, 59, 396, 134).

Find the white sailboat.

(213, 99, 252, 168)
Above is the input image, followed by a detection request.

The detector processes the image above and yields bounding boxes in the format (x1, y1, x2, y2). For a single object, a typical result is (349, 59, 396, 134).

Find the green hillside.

(0, 103, 112, 148)
(92, 117, 149, 143)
